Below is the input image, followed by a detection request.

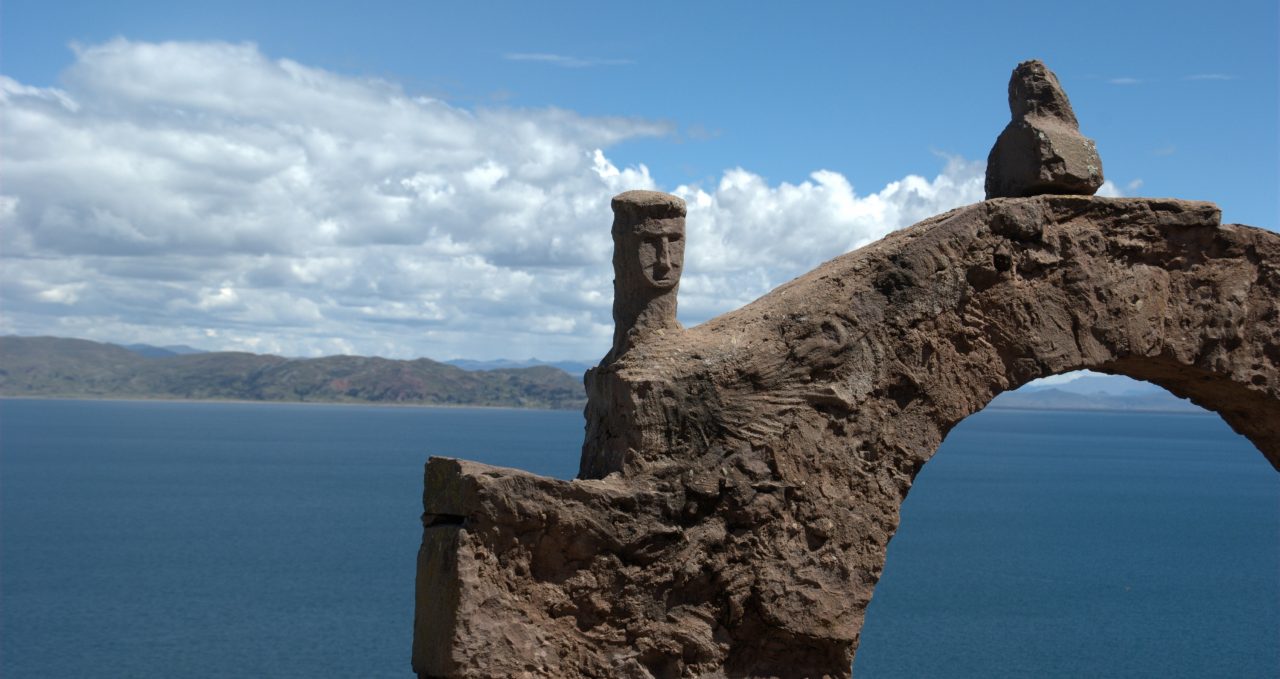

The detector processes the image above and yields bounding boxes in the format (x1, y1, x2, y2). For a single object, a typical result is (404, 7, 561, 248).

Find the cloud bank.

(1, 39, 986, 360)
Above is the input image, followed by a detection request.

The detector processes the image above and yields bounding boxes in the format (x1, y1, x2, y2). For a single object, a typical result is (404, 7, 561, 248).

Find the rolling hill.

(0, 336, 586, 410)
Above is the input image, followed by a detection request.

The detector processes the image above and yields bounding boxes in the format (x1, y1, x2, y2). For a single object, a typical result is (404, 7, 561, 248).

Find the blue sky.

(1, 1, 1276, 360)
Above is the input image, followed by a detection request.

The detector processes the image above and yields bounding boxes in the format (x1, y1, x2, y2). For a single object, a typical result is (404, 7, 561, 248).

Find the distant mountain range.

(445, 358, 595, 378)
(116, 343, 598, 376)
(991, 371, 1204, 412)
(121, 342, 208, 358)
(1019, 373, 1166, 396)
(0, 335, 1205, 414)
(988, 386, 1203, 413)
(0, 336, 586, 410)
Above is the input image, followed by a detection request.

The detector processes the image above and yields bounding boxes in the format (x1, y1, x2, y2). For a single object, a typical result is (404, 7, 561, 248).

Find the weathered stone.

(609, 190, 687, 359)
(986, 60, 1104, 199)
(578, 190, 688, 479)
(415, 194, 1280, 678)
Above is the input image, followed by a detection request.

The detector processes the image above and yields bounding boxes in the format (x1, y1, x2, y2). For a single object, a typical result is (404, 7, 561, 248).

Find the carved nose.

(656, 238, 670, 268)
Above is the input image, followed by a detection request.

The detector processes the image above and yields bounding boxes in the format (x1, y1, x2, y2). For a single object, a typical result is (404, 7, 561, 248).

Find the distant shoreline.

(1, 394, 1210, 417)
(0, 336, 587, 411)
(985, 403, 1209, 416)
(0, 394, 575, 413)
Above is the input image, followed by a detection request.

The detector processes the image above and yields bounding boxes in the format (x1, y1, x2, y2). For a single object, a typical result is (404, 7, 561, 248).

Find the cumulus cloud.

(1, 39, 984, 361)
(671, 158, 984, 318)
(1093, 177, 1143, 199)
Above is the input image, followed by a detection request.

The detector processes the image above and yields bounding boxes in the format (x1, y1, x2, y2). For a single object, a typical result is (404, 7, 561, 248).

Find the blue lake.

(1, 399, 1276, 677)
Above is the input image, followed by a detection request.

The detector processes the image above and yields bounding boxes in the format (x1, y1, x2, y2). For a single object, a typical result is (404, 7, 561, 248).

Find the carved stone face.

(633, 223, 685, 289)
(608, 190, 686, 357)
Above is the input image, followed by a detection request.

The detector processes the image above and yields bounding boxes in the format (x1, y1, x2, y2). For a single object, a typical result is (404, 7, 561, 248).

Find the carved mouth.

(648, 269, 677, 287)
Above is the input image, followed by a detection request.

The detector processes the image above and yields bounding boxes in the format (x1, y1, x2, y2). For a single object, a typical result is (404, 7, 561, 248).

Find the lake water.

(1, 399, 1276, 677)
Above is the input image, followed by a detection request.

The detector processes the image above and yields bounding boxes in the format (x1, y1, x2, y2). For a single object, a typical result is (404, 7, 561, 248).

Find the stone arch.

(584, 195, 1278, 477)
(416, 195, 1278, 678)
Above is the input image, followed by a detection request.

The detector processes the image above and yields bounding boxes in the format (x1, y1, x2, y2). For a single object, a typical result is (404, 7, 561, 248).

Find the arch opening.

(856, 372, 1280, 678)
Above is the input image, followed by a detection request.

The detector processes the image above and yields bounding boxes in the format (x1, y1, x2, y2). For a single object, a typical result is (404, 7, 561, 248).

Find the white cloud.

(1026, 371, 1091, 386)
(672, 157, 984, 318)
(1107, 77, 1143, 86)
(1094, 178, 1145, 198)
(35, 283, 86, 305)
(503, 53, 633, 68)
(1, 39, 984, 361)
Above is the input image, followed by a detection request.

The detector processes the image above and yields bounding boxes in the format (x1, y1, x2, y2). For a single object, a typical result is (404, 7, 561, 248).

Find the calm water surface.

(1, 399, 1276, 677)
(855, 409, 1279, 678)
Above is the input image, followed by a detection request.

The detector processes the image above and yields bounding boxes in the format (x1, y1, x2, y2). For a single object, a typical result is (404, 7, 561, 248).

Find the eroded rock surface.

(415, 195, 1280, 678)
(986, 60, 1104, 198)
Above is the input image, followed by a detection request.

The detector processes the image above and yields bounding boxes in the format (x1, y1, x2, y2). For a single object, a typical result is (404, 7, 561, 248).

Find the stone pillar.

(608, 190, 686, 359)
(580, 190, 688, 479)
